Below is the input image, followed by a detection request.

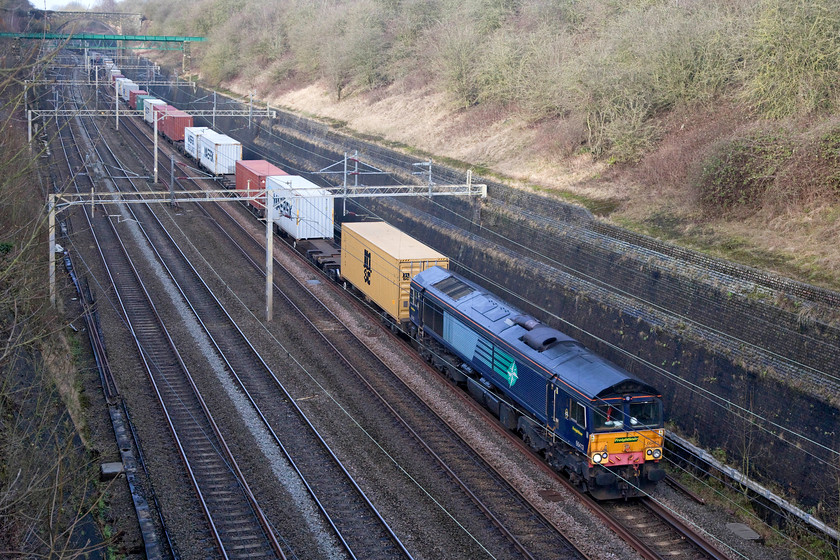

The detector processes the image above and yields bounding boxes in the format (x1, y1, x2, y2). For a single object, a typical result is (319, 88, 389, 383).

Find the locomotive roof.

(413, 266, 659, 401)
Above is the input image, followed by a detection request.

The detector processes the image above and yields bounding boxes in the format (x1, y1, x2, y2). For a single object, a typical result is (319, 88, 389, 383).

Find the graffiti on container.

(270, 194, 293, 220)
(279, 199, 293, 219)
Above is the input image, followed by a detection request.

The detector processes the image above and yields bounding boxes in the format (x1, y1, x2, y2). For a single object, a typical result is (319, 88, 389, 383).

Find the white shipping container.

(114, 77, 128, 95)
(184, 127, 210, 159)
(266, 175, 334, 240)
(121, 82, 140, 101)
(143, 99, 166, 124)
(198, 130, 241, 175)
(116, 79, 133, 100)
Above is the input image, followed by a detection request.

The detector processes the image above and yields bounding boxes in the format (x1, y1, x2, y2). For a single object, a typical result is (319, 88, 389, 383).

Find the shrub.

(429, 20, 483, 108)
(564, 2, 744, 161)
(514, 29, 576, 120)
(696, 128, 793, 213)
(744, 0, 840, 118)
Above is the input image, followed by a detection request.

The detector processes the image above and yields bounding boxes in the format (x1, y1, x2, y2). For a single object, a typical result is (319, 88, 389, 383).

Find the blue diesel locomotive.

(409, 266, 665, 499)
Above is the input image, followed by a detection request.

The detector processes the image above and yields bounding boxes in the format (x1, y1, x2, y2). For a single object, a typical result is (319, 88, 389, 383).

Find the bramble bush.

(743, 0, 840, 118)
(143, 0, 840, 166)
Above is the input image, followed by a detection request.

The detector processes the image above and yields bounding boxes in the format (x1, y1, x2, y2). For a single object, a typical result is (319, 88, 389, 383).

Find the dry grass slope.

(136, 0, 840, 290)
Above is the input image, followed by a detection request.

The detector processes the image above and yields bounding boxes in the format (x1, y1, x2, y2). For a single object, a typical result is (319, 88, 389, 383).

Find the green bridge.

(0, 33, 205, 42)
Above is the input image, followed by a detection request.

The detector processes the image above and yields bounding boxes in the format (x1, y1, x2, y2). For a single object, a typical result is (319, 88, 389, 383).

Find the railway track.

(97, 107, 414, 560)
(52, 65, 284, 559)
(598, 497, 728, 560)
(115, 78, 742, 559)
(51, 59, 748, 559)
(215, 189, 734, 560)
(112, 90, 592, 558)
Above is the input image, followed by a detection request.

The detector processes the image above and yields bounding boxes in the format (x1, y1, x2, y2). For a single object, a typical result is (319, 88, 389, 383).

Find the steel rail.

(148, 146, 587, 559)
(642, 498, 729, 560)
(78, 103, 287, 560)
(114, 62, 731, 560)
(52, 92, 176, 560)
(110, 104, 563, 558)
(55, 103, 228, 557)
(54, 69, 284, 559)
(90, 50, 808, 560)
(114, 114, 412, 560)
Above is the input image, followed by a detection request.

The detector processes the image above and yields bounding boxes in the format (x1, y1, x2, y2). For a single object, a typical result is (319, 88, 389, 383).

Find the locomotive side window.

(628, 401, 662, 428)
(593, 404, 624, 431)
(422, 299, 444, 335)
(569, 399, 586, 427)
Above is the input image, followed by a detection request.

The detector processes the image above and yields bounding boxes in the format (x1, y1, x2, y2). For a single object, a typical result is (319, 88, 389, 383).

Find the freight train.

(335, 221, 665, 499)
(93, 56, 665, 498)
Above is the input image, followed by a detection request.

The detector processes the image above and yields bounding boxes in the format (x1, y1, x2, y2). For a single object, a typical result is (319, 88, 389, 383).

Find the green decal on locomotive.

(493, 348, 518, 387)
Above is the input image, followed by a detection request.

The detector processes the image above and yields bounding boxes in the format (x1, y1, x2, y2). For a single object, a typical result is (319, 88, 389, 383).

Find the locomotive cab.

(585, 392, 666, 499)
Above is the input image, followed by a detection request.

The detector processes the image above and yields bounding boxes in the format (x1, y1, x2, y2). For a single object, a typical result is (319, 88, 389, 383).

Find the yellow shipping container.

(341, 222, 449, 324)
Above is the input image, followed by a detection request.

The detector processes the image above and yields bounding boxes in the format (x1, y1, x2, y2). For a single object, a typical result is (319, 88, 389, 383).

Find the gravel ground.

(63, 107, 803, 560)
(204, 199, 799, 560)
(152, 201, 540, 559)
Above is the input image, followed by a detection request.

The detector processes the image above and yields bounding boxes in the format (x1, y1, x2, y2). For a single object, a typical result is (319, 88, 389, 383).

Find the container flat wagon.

(135, 95, 154, 112)
(198, 130, 242, 175)
(143, 99, 166, 124)
(159, 109, 193, 143)
(121, 82, 140, 101)
(129, 90, 148, 110)
(184, 127, 211, 160)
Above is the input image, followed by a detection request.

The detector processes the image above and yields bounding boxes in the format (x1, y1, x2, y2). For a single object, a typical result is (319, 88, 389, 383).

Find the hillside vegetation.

(132, 0, 840, 290)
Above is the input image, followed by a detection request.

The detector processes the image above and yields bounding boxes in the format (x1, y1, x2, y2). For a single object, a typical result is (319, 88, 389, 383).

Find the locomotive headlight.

(646, 448, 653, 456)
(652, 448, 662, 459)
(592, 453, 603, 464)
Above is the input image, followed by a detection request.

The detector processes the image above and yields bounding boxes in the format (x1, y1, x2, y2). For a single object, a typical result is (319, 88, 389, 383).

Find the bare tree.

(0, 36, 115, 558)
